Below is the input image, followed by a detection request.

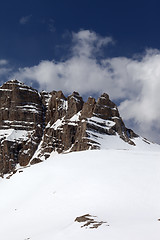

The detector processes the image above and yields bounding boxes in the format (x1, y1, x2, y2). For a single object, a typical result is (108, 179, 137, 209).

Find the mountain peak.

(1, 79, 38, 93)
(6, 79, 23, 84)
(2, 79, 25, 88)
(0, 79, 158, 176)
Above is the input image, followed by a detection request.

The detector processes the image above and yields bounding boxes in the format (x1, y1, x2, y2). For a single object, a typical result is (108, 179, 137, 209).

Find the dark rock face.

(0, 80, 44, 174)
(0, 79, 138, 175)
(75, 214, 109, 228)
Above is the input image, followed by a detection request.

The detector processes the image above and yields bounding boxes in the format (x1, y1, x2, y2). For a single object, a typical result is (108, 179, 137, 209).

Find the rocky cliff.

(0, 79, 138, 175)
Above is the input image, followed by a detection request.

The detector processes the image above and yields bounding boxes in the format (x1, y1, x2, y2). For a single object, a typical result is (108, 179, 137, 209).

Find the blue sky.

(0, 0, 160, 66)
(1, 0, 160, 143)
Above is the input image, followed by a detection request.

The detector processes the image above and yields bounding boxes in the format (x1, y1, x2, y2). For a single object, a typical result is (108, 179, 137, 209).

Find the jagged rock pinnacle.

(0, 80, 138, 175)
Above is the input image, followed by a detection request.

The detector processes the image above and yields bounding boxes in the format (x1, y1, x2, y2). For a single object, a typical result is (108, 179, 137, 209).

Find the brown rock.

(80, 97, 96, 119)
(0, 80, 44, 174)
(65, 91, 84, 119)
(0, 80, 139, 175)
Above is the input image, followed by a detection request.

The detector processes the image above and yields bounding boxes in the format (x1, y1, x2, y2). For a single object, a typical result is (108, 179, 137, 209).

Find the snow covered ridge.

(0, 79, 160, 176)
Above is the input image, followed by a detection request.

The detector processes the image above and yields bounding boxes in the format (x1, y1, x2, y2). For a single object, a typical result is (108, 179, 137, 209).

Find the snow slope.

(0, 148, 160, 240)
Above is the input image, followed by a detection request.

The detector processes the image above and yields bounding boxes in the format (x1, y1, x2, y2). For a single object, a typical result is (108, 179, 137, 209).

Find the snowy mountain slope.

(88, 132, 160, 151)
(1, 149, 160, 240)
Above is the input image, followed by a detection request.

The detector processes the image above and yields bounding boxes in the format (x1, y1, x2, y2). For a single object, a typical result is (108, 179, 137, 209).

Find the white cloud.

(117, 50, 160, 142)
(10, 30, 160, 143)
(72, 30, 113, 57)
(0, 59, 8, 65)
(13, 30, 114, 94)
(19, 15, 32, 25)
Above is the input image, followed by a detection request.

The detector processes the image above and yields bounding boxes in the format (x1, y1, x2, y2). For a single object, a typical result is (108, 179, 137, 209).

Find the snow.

(111, 107, 117, 110)
(70, 95, 81, 102)
(3, 120, 34, 124)
(1, 149, 160, 240)
(88, 116, 116, 129)
(44, 93, 52, 107)
(50, 112, 81, 130)
(19, 87, 37, 93)
(0, 129, 31, 141)
(17, 105, 41, 114)
(30, 135, 50, 161)
(18, 104, 39, 108)
(51, 117, 65, 130)
(68, 122, 78, 126)
(70, 111, 81, 122)
(0, 88, 12, 91)
(87, 129, 160, 151)
(0, 107, 9, 110)
(111, 116, 120, 119)
(62, 99, 68, 110)
(1, 80, 37, 93)
(4, 79, 24, 86)
(56, 99, 68, 111)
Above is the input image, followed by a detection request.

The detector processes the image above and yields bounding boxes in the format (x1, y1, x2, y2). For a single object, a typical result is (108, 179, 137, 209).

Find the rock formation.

(0, 79, 138, 175)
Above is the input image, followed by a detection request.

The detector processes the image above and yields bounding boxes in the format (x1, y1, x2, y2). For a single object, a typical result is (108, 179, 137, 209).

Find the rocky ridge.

(0, 79, 138, 175)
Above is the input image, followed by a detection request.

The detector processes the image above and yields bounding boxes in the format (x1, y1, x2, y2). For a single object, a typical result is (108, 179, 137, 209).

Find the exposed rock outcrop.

(0, 80, 43, 174)
(31, 85, 138, 162)
(75, 214, 109, 228)
(0, 79, 138, 175)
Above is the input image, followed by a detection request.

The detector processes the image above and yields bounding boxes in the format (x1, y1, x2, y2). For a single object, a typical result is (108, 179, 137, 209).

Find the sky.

(0, 0, 160, 143)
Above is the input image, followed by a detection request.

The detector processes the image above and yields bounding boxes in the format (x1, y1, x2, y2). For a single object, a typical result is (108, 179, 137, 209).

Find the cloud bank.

(11, 30, 160, 143)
